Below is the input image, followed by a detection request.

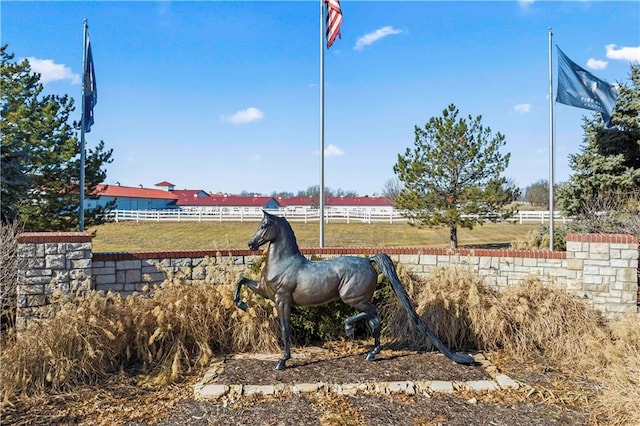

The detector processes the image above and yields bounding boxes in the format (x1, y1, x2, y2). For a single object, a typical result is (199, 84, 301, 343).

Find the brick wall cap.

(94, 246, 568, 260)
(17, 232, 93, 243)
(566, 233, 638, 244)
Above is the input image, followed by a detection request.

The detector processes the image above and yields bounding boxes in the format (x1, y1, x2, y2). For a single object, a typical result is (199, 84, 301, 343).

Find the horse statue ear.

(262, 210, 272, 217)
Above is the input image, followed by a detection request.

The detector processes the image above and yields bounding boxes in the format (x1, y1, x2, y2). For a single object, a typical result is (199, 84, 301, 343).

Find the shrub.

(510, 224, 566, 251)
(567, 190, 640, 238)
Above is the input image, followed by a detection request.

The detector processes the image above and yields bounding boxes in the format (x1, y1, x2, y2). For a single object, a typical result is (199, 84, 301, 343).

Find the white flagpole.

(548, 27, 555, 250)
(319, 0, 325, 247)
(80, 19, 88, 232)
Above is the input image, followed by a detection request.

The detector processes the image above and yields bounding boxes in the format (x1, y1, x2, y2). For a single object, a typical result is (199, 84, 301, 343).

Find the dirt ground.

(2, 343, 595, 425)
(215, 347, 491, 384)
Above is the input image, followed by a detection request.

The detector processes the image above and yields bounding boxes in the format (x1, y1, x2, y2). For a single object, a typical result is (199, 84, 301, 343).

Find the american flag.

(325, 0, 342, 49)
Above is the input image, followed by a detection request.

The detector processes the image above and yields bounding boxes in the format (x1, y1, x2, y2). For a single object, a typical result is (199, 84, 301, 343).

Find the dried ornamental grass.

(482, 277, 610, 365)
(1, 289, 127, 399)
(394, 266, 639, 426)
(593, 314, 640, 425)
(379, 265, 619, 369)
(0, 257, 280, 400)
(380, 264, 499, 352)
(127, 278, 279, 386)
(413, 266, 499, 351)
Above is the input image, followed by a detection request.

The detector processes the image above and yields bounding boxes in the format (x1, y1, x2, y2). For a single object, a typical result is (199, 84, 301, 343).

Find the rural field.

(89, 221, 542, 252)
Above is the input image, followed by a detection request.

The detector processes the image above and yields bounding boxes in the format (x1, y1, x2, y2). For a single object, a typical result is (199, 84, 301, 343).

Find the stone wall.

(15, 232, 638, 327)
(15, 232, 93, 329)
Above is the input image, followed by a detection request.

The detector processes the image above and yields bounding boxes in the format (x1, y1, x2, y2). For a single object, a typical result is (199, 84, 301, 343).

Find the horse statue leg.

(366, 316, 381, 361)
(344, 308, 382, 361)
(233, 276, 270, 311)
(274, 295, 292, 370)
(234, 278, 292, 370)
(344, 312, 368, 337)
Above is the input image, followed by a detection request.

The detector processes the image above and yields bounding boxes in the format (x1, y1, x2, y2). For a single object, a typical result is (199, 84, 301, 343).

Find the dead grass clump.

(383, 265, 640, 425)
(1, 289, 127, 399)
(0, 258, 279, 401)
(128, 276, 279, 386)
(382, 265, 499, 352)
(594, 314, 640, 425)
(385, 266, 611, 365)
(510, 225, 566, 251)
(1, 221, 21, 331)
(482, 277, 610, 365)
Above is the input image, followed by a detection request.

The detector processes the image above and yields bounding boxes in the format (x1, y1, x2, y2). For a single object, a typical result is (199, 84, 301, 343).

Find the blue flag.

(83, 35, 97, 133)
(556, 47, 617, 127)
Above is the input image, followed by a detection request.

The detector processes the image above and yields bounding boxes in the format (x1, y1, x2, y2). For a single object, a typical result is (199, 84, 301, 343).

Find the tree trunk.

(450, 226, 458, 249)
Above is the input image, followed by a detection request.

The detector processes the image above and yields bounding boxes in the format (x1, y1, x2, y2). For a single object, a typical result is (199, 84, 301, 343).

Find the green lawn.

(88, 221, 541, 252)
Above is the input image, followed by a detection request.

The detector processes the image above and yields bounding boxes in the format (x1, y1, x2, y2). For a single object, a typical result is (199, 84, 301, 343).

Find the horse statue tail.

(370, 253, 475, 365)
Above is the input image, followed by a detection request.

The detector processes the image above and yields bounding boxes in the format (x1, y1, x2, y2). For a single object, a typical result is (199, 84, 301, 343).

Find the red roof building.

(154, 181, 176, 191)
(326, 196, 392, 208)
(177, 194, 282, 210)
(279, 196, 318, 208)
(170, 189, 210, 204)
(94, 184, 178, 200)
(89, 180, 394, 215)
(89, 184, 178, 210)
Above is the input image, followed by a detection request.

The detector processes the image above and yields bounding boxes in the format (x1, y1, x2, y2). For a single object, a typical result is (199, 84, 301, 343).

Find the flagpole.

(80, 19, 88, 232)
(319, 0, 325, 247)
(548, 27, 554, 250)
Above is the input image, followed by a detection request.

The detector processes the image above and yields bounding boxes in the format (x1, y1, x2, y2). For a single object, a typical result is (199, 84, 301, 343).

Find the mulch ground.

(215, 347, 491, 385)
(2, 343, 595, 426)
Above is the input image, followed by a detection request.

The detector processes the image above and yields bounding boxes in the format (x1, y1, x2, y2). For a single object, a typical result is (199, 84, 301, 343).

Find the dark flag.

(83, 35, 97, 132)
(556, 46, 617, 127)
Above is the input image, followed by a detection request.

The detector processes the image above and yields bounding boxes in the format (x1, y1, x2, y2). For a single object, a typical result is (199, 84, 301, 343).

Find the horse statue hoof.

(344, 324, 354, 338)
(275, 360, 287, 370)
(236, 301, 248, 311)
(365, 352, 376, 362)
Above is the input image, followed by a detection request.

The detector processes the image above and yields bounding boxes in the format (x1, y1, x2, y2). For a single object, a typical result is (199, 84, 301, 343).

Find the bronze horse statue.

(234, 211, 474, 370)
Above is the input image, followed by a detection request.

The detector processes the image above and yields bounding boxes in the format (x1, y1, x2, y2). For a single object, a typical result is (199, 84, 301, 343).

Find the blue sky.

(3, 1, 639, 196)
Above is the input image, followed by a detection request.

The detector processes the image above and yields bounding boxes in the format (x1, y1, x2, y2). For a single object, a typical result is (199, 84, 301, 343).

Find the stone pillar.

(16, 232, 93, 329)
(566, 233, 639, 318)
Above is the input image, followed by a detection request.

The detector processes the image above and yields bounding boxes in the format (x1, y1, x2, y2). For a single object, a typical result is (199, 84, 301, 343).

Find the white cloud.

(222, 107, 264, 124)
(325, 144, 344, 157)
(321, 144, 344, 157)
(586, 58, 608, 70)
(518, 0, 534, 9)
(355, 26, 403, 51)
(605, 44, 640, 62)
(513, 103, 531, 113)
(25, 57, 80, 85)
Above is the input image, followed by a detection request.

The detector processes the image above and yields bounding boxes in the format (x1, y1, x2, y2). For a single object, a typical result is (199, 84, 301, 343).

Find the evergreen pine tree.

(1, 45, 114, 230)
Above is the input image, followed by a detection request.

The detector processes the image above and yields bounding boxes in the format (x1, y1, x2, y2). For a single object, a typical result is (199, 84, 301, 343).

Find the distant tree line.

(239, 186, 359, 200)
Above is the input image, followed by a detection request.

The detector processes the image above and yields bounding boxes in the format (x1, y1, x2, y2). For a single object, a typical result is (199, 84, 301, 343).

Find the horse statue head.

(247, 211, 296, 251)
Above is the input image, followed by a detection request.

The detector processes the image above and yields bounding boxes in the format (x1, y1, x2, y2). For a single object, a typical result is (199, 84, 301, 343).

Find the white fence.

(109, 209, 571, 224)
